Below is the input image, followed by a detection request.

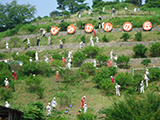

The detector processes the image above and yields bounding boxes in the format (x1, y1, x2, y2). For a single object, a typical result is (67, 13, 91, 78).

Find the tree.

(50, 10, 61, 17)
(0, 0, 36, 31)
(125, 0, 142, 7)
(57, 0, 67, 12)
(63, 0, 88, 14)
(72, 51, 86, 67)
(150, 42, 160, 57)
(92, 0, 102, 8)
(133, 44, 148, 58)
(141, 58, 151, 67)
(96, 54, 109, 67)
(115, 55, 130, 68)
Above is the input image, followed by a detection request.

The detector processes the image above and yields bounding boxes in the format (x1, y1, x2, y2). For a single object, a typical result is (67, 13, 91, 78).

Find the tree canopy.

(0, 0, 36, 31)
(56, 0, 88, 14)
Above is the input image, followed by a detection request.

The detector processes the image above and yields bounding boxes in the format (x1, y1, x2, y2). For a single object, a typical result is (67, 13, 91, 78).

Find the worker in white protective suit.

(140, 81, 144, 93)
(93, 59, 96, 67)
(83, 104, 87, 113)
(96, 36, 99, 43)
(146, 68, 149, 75)
(110, 50, 113, 60)
(144, 74, 149, 87)
(79, 41, 83, 49)
(90, 36, 94, 46)
(51, 97, 57, 111)
(115, 83, 121, 96)
(5, 101, 11, 108)
(46, 102, 52, 117)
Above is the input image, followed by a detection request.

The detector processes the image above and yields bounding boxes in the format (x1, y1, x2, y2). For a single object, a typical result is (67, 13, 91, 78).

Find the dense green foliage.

(79, 63, 96, 76)
(93, 66, 117, 94)
(150, 42, 160, 57)
(23, 102, 45, 120)
(96, 54, 109, 67)
(102, 34, 109, 42)
(115, 55, 130, 68)
(0, 0, 36, 31)
(141, 58, 151, 67)
(120, 33, 131, 41)
(77, 112, 97, 120)
(100, 92, 160, 120)
(58, 22, 70, 31)
(135, 31, 142, 41)
(148, 67, 160, 82)
(133, 44, 148, 58)
(82, 45, 100, 58)
(72, 51, 86, 67)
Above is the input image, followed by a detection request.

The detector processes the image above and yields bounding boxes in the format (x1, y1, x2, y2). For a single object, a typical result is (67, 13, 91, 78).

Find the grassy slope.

(0, 3, 160, 119)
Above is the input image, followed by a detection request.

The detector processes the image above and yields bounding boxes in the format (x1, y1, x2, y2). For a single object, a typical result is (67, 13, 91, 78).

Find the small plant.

(135, 31, 142, 41)
(102, 34, 109, 42)
(76, 21, 83, 29)
(141, 59, 151, 67)
(0, 88, 13, 101)
(81, 35, 86, 43)
(96, 54, 109, 67)
(62, 38, 66, 44)
(120, 33, 131, 41)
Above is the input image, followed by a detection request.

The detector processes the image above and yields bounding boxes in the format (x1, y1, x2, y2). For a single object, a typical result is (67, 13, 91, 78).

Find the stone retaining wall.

(0, 41, 159, 53)
(1, 26, 160, 42)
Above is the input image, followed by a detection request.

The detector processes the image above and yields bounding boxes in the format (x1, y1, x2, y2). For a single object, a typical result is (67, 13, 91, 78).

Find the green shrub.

(115, 55, 130, 68)
(0, 88, 13, 101)
(93, 66, 117, 94)
(115, 72, 134, 90)
(14, 55, 30, 62)
(102, 34, 109, 42)
(0, 62, 11, 86)
(59, 22, 70, 31)
(72, 51, 86, 67)
(23, 102, 45, 120)
(62, 38, 66, 44)
(37, 61, 52, 76)
(5, 28, 18, 37)
(52, 52, 63, 60)
(100, 92, 160, 120)
(79, 63, 96, 76)
(81, 35, 86, 43)
(120, 33, 131, 41)
(150, 42, 160, 57)
(22, 62, 38, 75)
(9, 37, 21, 48)
(25, 74, 42, 92)
(96, 54, 109, 67)
(57, 92, 71, 107)
(133, 44, 148, 58)
(141, 58, 151, 67)
(0, 53, 6, 59)
(21, 24, 37, 33)
(25, 51, 36, 60)
(82, 45, 100, 58)
(148, 68, 160, 82)
(135, 31, 142, 41)
(51, 59, 63, 67)
(76, 21, 83, 29)
(61, 69, 79, 83)
(77, 112, 97, 120)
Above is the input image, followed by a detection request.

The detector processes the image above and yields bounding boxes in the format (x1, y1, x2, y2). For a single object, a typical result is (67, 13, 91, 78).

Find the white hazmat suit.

(115, 83, 120, 96)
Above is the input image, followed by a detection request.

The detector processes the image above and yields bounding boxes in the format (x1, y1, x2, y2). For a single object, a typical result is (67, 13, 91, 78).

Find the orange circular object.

(85, 23, 94, 33)
(123, 22, 132, 32)
(50, 26, 59, 35)
(143, 21, 152, 31)
(103, 22, 113, 32)
(67, 25, 75, 34)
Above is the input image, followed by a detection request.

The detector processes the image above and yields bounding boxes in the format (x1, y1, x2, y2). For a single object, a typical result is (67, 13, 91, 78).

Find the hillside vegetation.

(0, 2, 160, 120)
